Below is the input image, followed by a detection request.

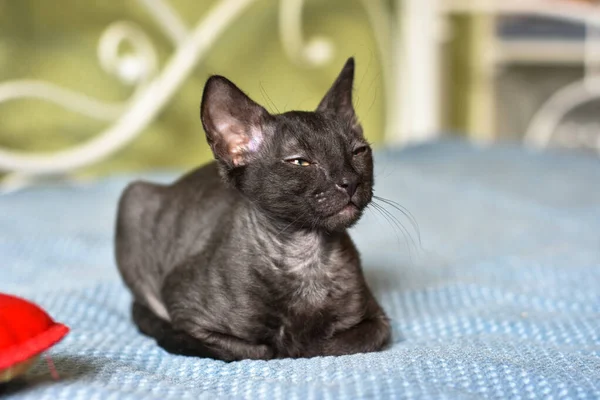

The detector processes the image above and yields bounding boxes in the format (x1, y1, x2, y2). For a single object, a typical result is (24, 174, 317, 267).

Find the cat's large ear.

(316, 57, 356, 122)
(201, 76, 271, 167)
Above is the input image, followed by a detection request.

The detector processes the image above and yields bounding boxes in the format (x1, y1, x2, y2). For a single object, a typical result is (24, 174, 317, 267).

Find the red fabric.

(0, 293, 69, 370)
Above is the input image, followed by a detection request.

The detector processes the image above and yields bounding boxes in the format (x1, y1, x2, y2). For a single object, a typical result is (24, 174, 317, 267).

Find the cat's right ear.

(200, 76, 271, 167)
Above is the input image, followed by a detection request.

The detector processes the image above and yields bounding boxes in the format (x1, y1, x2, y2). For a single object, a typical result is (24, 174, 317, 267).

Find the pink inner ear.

(217, 121, 263, 166)
(227, 136, 247, 166)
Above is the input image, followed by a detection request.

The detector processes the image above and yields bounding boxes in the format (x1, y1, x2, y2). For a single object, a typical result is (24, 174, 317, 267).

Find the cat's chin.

(319, 203, 363, 232)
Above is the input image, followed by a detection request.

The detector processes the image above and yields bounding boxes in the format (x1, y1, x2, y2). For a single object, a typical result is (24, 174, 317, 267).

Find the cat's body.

(115, 59, 391, 361)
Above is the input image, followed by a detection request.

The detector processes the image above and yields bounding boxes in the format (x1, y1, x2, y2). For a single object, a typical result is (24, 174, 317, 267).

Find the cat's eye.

(353, 146, 369, 156)
(286, 158, 312, 167)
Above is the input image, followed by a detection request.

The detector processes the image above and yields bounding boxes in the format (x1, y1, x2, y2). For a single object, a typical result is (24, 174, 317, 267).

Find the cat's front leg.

(171, 318, 275, 362)
(163, 260, 275, 362)
(318, 315, 391, 357)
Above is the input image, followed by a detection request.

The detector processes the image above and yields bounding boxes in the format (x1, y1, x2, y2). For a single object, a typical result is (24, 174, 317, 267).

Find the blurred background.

(0, 0, 599, 181)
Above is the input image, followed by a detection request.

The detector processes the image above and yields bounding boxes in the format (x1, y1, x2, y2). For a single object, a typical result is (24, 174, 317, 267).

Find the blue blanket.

(1, 140, 599, 399)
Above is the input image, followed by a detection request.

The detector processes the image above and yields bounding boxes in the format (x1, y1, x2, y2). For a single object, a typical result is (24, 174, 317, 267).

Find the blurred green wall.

(0, 0, 385, 177)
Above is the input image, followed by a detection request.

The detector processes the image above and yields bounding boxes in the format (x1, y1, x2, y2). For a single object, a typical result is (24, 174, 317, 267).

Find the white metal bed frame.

(0, 0, 393, 180)
(0, 0, 598, 183)
(407, 0, 600, 152)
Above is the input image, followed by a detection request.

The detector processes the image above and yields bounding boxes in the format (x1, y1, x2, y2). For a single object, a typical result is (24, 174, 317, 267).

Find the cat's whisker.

(373, 196, 419, 232)
(374, 202, 419, 252)
(369, 202, 417, 262)
(244, 196, 281, 226)
(275, 209, 310, 238)
(373, 195, 422, 247)
(310, 216, 320, 232)
(365, 84, 379, 119)
(259, 82, 280, 114)
(367, 204, 414, 264)
(357, 48, 374, 93)
(367, 203, 399, 244)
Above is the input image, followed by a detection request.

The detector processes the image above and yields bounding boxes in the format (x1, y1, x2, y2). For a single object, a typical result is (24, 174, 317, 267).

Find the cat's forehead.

(273, 112, 355, 152)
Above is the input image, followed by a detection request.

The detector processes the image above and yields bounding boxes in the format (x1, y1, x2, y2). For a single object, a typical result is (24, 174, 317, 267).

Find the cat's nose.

(338, 177, 358, 198)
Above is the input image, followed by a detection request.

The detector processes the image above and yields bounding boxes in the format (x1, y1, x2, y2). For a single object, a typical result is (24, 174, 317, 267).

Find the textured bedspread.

(1, 140, 599, 399)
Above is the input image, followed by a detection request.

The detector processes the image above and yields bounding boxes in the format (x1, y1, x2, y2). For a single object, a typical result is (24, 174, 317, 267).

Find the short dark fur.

(115, 58, 391, 361)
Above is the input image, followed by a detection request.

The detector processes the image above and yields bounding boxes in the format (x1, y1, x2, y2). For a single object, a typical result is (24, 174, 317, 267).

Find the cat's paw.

(321, 316, 391, 357)
(244, 344, 275, 360)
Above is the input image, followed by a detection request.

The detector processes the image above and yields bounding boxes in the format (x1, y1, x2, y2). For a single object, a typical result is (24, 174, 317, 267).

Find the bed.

(1, 139, 599, 399)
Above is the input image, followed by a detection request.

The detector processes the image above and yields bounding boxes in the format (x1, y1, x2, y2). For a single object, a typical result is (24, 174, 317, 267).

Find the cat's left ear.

(316, 57, 356, 123)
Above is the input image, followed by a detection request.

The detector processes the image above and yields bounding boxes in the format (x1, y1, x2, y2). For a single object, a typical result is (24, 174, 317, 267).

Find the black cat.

(115, 58, 391, 361)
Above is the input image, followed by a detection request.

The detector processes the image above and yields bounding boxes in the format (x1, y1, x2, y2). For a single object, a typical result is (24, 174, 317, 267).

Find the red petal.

(0, 293, 70, 370)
